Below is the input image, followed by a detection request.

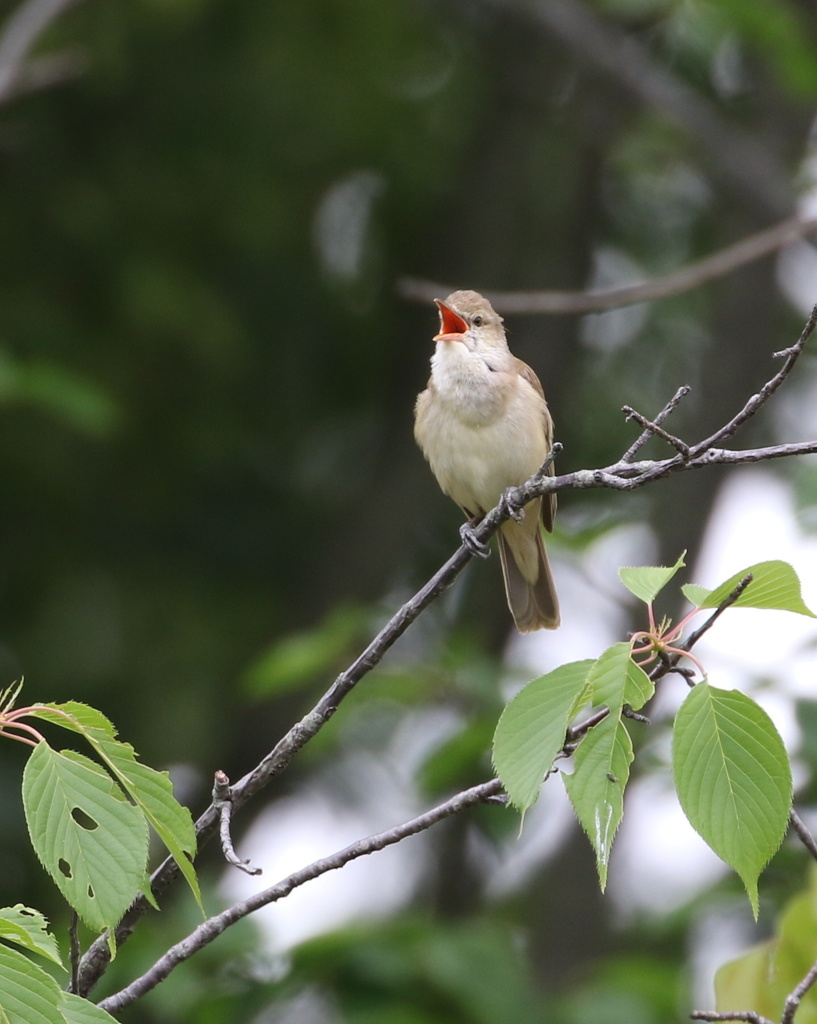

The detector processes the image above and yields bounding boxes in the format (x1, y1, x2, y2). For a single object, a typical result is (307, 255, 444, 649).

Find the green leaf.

(0, 908, 62, 968)
(686, 561, 816, 617)
(59, 992, 119, 1024)
(29, 703, 116, 739)
(619, 551, 686, 604)
(681, 583, 709, 607)
(22, 744, 148, 933)
(672, 683, 792, 916)
(492, 661, 593, 812)
(714, 942, 778, 1021)
(29, 703, 200, 909)
(586, 642, 654, 713)
(564, 715, 633, 890)
(0, 944, 64, 1024)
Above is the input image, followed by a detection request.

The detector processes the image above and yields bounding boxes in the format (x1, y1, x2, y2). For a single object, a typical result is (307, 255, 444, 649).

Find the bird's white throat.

(430, 340, 509, 425)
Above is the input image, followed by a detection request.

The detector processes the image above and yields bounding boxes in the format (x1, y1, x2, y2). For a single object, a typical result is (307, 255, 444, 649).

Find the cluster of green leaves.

(0, 690, 200, 1023)
(493, 559, 813, 916)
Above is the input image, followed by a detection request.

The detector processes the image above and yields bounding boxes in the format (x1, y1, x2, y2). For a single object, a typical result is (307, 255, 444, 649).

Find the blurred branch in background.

(486, 0, 794, 215)
(0, 0, 85, 104)
(399, 214, 817, 314)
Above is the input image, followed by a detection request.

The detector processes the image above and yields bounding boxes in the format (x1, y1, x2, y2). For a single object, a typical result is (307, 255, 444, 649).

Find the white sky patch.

(691, 469, 817, 714)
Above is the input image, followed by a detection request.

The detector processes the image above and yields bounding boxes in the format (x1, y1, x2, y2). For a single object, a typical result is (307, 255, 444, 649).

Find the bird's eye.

(472, 315, 483, 327)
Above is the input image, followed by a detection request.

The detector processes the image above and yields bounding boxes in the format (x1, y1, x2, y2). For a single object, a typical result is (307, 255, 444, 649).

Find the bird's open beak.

(433, 299, 469, 342)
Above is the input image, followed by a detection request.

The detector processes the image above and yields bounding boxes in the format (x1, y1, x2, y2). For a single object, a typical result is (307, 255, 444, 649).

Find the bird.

(414, 289, 560, 632)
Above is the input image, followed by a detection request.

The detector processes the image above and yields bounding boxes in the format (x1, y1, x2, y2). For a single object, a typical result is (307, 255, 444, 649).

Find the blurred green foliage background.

(2, 0, 817, 1020)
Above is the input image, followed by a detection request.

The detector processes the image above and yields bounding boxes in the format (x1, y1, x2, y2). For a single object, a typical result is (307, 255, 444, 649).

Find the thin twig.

(213, 771, 261, 877)
(682, 575, 754, 651)
(782, 956, 817, 1024)
(691, 1012, 775, 1024)
(622, 405, 690, 456)
(398, 217, 817, 315)
(689, 304, 817, 455)
(97, 778, 503, 1014)
(622, 706, 649, 724)
(621, 386, 691, 463)
(566, 706, 611, 745)
(789, 809, 817, 864)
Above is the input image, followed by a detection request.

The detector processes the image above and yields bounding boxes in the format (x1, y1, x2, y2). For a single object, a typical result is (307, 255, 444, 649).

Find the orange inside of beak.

(433, 300, 469, 340)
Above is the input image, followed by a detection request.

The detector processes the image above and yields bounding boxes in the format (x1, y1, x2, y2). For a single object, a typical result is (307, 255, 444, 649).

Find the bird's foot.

(459, 521, 490, 559)
(499, 488, 525, 523)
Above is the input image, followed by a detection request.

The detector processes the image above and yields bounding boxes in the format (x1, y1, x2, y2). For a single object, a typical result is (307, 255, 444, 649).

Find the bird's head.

(433, 290, 506, 351)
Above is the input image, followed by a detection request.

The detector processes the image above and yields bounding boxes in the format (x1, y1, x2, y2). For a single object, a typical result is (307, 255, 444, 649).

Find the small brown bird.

(414, 289, 560, 632)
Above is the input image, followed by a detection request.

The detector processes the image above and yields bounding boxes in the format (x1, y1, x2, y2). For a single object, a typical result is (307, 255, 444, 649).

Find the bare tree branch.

(0, 0, 84, 103)
(74, 303, 817, 999)
(622, 404, 690, 457)
(691, 1013, 775, 1024)
(789, 809, 817, 864)
(621, 386, 692, 463)
(213, 770, 261, 877)
(398, 216, 817, 315)
(681, 575, 753, 652)
(97, 778, 504, 1014)
(782, 957, 817, 1024)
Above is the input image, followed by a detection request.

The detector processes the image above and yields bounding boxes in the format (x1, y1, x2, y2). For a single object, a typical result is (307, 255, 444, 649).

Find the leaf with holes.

(564, 714, 633, 890)
(0, 944, 64, 1024)
(682, 560, 815, 616)
(619, 552, 686, 605)
(93, 738, 200, 908)
(492, 660, 593, 812)
(0, 907, 62, 968)
(29, 703, 200, 908)
(673, 683, 792, 917)
(22, 744, 148, 933)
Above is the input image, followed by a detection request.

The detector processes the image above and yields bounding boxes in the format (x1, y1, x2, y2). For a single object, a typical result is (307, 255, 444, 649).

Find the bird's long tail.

(497, 517, 560, 632)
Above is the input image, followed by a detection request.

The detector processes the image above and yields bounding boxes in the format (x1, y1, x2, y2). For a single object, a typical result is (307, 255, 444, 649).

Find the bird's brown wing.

(515, 358, 557, 532)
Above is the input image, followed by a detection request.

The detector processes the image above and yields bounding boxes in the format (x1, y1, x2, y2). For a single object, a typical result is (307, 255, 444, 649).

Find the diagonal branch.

(789, 809, 817, 864)
(782, 956, 817, 1024)
(621, 386, 691, 463)
(690, 1013, 775, 1024)
(97, 778, 503, 1014)
(690, 304, 817, 454)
